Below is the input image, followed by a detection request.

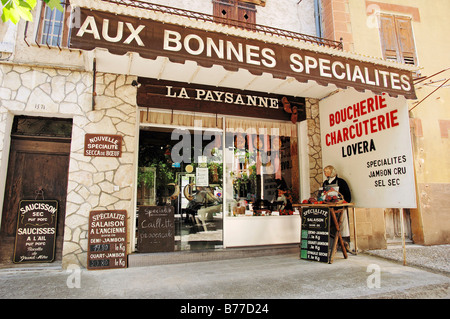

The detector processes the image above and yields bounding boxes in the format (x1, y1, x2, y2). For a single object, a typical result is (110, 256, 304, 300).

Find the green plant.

(1, 0, 63, 24)
(138, 168, 155, 189)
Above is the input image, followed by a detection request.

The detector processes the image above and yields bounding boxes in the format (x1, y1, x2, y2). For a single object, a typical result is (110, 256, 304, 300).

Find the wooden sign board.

(300, 207, 330, 263)
(14, 200, 58, 263)
(70, 8, 416, 100)
(87, 210, 127, 270)
(137, 206, 175, 253)
(84, 134, 122, 157)
(137, 78, 306, 123)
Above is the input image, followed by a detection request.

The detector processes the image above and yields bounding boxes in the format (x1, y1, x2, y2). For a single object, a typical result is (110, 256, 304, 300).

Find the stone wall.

(0, 64, 138, 268)
(305, 98, 323, 197)
(63, 73, 137, 268)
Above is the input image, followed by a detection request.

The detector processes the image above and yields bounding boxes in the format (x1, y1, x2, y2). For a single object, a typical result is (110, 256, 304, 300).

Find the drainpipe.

(314, 0, 323, 38)
(92, 58, 96, 111)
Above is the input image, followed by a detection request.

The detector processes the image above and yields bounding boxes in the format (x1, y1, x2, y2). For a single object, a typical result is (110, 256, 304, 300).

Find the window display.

(137, 127, 223, 252)
(224, 125, 300, 218)
(137, 117, 301, 252)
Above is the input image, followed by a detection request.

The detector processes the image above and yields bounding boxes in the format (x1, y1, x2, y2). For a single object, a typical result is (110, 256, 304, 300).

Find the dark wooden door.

(0, 136, 71, 265)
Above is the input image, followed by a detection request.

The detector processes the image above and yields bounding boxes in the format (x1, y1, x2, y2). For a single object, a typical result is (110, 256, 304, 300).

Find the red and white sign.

(320, 89, 416, 208)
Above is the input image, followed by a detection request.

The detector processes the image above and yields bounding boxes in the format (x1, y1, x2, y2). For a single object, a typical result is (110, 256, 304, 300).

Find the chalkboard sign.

(87, 210, 127, 270)
(300, 207, 330, 263)
(14, 200, 58, 263)
(138, 206, 175, 253)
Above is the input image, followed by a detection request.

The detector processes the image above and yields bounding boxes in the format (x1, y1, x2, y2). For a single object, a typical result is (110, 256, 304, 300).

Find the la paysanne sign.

(69, 8, 416, 100)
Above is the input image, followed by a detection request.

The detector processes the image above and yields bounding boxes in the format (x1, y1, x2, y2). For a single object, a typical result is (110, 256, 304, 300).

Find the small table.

(294, 203, 356, 263)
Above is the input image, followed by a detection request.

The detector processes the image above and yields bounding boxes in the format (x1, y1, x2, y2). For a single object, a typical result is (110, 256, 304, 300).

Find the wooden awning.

(69, 1, 417, 100)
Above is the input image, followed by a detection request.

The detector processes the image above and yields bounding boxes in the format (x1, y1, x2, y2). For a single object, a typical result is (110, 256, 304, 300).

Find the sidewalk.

(0, 245, 449, 299)
(366, 244, 450, 274)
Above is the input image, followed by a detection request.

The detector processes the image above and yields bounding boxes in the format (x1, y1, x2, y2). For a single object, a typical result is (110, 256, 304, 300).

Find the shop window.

(36, 0, 71, 47)
(213, 0, 257, 28)
(224, 118, 299, 216)
(379, 14, 417, 65)
(138, 126, 224, 252)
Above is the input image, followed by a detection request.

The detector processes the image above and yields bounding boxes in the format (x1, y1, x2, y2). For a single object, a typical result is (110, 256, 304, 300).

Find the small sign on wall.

(87, 210, 127, 270)
(84, 134, 122, 157)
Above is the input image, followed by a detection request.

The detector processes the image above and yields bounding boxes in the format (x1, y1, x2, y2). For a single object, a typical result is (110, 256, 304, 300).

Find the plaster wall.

(347, 0, 450, 245)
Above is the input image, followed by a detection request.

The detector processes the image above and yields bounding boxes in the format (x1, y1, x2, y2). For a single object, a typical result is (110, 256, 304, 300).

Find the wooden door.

(0, 136, 71, 265)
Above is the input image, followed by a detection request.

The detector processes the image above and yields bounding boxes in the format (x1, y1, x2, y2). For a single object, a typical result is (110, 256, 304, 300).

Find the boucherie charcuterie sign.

(84, 134, 122, 157)
(320, 89, 416, 208)
(69, 8, 416, 100)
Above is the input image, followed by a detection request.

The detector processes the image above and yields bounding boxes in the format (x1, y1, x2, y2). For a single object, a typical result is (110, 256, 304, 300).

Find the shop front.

(135, 78, 305, 253)
(58, 0, 418, 267)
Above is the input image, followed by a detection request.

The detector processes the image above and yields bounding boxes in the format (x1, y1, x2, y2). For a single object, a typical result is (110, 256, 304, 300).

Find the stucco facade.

(321, 0, 450, 246)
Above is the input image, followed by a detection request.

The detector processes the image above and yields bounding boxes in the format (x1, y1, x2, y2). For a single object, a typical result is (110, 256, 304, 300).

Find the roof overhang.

(69, 0, 418, 100)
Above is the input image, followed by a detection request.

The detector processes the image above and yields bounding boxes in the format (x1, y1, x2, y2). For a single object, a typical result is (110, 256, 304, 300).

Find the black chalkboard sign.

(138, 206, 175, 253)
(300, 207, 330, 263)
(87, 210, 127, 270)
(14, 200, 58, 263)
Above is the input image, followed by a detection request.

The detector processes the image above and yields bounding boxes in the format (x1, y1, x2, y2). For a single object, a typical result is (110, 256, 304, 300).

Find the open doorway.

(136, 126, 223, 252)
(384, 208, 413, 245)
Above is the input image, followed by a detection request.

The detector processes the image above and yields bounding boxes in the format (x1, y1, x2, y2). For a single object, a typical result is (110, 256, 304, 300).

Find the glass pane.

(54, 22, 62, 35)
(42, 21, 50, 35)
(55, 10, 64, 21)
(12, 116, 73, 138)
(224, 128, 299, 216)
(44, 6, 53, 19)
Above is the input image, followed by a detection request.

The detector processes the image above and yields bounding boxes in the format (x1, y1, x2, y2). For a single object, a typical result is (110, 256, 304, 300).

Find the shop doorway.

(137, 126, 223, 252)
(384, 208, 413, 244)
(0, 116, 72, 266)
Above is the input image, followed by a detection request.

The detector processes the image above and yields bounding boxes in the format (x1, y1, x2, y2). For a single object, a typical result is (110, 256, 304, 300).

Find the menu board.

(300, 207, 330, 263)
(138, 206, 175, 253)
(87, 210, 127, 270)
(14, 200, 58, 263)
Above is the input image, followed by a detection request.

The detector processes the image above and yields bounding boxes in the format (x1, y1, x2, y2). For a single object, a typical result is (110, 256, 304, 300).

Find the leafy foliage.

(1, 0, 63, 24)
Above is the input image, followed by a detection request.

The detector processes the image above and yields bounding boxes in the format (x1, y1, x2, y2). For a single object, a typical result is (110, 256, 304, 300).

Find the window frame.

(379, 13, 418, 66)
(35, 0, 72, 48)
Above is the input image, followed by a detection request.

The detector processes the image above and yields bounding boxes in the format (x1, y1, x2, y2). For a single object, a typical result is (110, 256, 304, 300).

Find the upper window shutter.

(380, 14, 399, 62)
(395, 16, 416, 65)
(213, 0, 234, 23)
(237, 1, 256, 24)
(379, 14, 417, 65)
(213, 0, 256, 26)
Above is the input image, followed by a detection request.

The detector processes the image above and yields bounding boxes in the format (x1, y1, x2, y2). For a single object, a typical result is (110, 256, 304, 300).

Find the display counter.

(223, 214, 301, 248)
